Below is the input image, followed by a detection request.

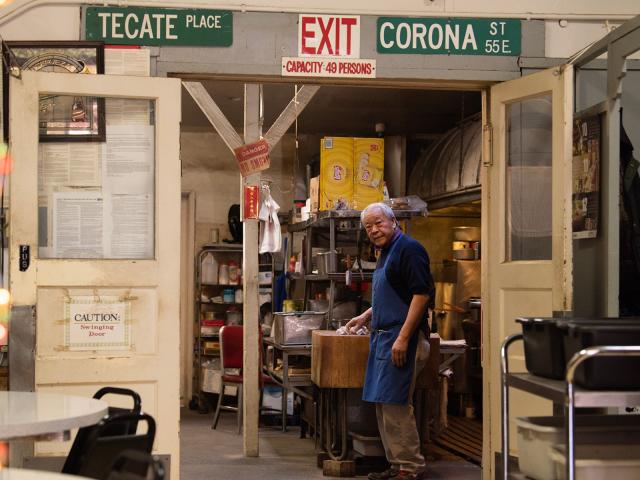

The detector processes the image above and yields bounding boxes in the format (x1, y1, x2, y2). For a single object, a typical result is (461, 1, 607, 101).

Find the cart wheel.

(188, 396, 199, 410)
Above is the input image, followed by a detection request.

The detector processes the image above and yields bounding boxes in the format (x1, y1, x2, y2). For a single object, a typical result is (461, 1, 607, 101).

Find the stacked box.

(320, 137, 354, 210)
(353, 137, 384, 210)
(319, 137, 385, 211)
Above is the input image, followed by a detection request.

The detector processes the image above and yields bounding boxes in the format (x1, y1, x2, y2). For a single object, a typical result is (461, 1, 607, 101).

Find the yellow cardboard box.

(320, 137, 353, 210)
(353, 138, 384, 210)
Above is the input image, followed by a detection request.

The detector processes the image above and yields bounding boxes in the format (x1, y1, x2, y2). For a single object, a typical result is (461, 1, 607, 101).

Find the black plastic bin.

(516, 317, 568, 379)
(561, 320, 640, 390)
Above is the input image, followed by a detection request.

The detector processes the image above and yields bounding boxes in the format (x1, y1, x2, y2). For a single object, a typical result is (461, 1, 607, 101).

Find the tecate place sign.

(85, 6, 232, 46)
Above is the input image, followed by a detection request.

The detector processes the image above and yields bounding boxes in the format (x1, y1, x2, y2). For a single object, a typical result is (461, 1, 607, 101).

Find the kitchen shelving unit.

(286, 208, 426, 321)
(192, 243, 242, 410)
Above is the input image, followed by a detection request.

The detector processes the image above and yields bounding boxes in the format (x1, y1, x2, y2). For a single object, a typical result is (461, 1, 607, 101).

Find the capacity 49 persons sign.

(377, 17, 521, 56)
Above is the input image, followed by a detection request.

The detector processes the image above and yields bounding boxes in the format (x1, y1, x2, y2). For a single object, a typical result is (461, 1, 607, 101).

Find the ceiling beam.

(571, 13, 640, 67)
(264, 85, 320, 149)
(183, 81, 243, 151)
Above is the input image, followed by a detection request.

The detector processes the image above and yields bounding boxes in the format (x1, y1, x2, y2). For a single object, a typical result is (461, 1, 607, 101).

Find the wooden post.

(242, 83, 261, 456)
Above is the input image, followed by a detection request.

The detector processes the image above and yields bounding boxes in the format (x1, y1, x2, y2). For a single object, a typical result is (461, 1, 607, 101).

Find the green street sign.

(85, 7, 232, 46)
(377, 17, 520, 56)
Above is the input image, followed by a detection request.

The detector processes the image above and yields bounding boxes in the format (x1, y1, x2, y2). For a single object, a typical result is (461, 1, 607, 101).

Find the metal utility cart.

(500, 333, 640, 480)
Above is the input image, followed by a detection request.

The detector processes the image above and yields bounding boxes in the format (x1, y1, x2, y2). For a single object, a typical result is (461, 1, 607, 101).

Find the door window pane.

(38, 97, 155, 259)
(506, 95, 552, 261)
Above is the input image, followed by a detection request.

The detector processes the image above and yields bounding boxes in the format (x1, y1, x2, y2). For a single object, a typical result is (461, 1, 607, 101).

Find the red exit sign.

(298, 14, 360, 58)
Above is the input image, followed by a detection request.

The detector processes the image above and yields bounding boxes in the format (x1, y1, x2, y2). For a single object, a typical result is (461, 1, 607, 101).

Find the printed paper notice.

(105, 98, 151, 126)
(109, 194, 154, 258)
(104, 124, 154, 194)
(66, 296, 131, 351)
(105, 47, 150, 76)
(38, 143, 102, 190)
(52, 192, 104, 258)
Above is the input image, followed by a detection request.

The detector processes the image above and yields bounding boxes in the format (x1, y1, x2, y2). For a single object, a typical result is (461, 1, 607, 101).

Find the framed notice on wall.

(572, 113, 601, 239)
(2, 41, 105, 142)
(65, 296, 131, 351)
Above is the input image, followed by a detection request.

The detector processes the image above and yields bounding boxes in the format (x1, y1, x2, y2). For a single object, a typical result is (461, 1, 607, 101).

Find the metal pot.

(314, 251, 336, 275)
(453, 226, 481, 242)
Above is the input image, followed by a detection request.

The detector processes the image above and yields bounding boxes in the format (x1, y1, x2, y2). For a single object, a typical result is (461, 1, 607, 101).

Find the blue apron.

(362, 235, 419, 404)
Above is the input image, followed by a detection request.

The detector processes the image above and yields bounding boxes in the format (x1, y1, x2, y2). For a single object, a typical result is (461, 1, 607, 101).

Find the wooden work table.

(311, 330, 441, 389)
(311, 330, 370, 388)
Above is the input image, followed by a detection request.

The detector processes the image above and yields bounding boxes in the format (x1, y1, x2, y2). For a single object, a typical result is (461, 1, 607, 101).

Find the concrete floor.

(180, 408, 482, 479)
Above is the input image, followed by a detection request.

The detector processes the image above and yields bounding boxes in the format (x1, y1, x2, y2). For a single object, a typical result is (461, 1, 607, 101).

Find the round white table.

(0, 468, 93, 480)
(0, 391, 108, 441)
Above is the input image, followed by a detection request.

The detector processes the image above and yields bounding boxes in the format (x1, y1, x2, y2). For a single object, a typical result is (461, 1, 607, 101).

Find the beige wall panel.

(181, 129, 295, 250)
(35, 382, 158, 455)
(36, 288, 158, 358)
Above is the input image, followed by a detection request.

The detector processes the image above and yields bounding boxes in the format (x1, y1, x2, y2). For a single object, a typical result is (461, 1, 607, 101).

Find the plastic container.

(218, 263, 229, 285)
(550, 443, 640, 480)
(516, 317, 568, 379)
(235, 288, 243, 304)
(516, 317, 635, 381)
(223, 288, 235, 304)
(350, 432, 385, 457)
(561, 319, 640, 389)
(201, 253, 218, 284)
(272, 311, 325, 345)
(516, 415, 640, 480)
(228, 261, 239, 284)
(226, 308, 242, 325)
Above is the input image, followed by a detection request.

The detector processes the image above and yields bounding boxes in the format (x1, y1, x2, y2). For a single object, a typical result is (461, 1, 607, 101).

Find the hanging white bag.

(259, 185, 281, 254)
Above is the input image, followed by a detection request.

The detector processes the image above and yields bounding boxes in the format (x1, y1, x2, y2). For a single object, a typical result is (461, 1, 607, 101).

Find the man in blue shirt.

(346, 202, 433, 480)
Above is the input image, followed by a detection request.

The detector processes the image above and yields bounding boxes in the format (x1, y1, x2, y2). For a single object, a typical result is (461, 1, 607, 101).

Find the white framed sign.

(65, 296, 131, 350)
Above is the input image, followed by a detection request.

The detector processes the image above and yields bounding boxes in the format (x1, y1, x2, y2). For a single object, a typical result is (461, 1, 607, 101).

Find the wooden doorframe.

(180, 191, 196, 406)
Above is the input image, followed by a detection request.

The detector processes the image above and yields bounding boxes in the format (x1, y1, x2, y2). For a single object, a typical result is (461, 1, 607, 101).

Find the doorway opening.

(178, 77, 484, 465)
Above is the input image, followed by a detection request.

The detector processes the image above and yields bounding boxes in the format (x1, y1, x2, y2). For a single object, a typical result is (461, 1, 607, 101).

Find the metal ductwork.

(408, 114, 481, 210)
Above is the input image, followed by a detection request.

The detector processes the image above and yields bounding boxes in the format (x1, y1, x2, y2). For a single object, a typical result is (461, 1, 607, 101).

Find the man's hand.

(391, 335, 409, 367)
(345, 309, 370, 334)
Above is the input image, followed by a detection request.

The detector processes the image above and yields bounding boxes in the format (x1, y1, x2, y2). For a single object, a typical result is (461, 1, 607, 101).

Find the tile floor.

(180, 408, 482, 479)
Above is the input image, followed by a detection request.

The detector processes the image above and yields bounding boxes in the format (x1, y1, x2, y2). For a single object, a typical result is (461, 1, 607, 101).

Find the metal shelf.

(302, 272, 374, 282)
(507, 372, 640, 408)
(201, 283, 242, 287)
(199, 301, 243, 306)
(287, 207, 426, 232)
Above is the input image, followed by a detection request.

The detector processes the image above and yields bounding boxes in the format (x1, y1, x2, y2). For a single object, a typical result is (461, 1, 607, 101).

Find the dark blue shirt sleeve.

(399, 240, 435, 307)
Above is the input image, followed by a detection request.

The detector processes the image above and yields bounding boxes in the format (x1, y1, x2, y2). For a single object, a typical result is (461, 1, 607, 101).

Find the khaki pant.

(375, 330, 430, 474)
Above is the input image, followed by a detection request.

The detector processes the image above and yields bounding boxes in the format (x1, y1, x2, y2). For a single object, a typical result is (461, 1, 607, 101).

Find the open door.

(482, 65, 573, 478)
(9, 71, 181, 477)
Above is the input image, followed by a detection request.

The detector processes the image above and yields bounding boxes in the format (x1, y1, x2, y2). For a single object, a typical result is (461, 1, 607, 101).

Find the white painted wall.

(180, 128, 295, 250)
(0, 5, 78, 39)
(546, 20, 640, 59)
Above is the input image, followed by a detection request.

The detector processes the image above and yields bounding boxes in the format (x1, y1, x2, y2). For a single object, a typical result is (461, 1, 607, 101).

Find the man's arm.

(346, 307, 372, 333)
(391, 294, 429, 367)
